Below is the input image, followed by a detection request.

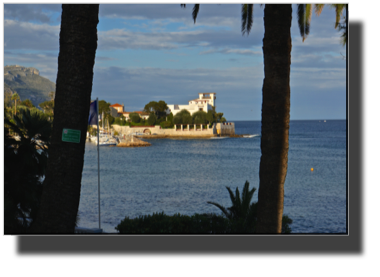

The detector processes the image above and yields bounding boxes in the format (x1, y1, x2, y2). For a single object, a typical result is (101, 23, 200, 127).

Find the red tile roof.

(110, 103, 123, 107)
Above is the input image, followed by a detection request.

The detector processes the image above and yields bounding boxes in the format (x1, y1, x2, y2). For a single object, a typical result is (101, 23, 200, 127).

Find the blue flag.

(88, 100, 98, 125)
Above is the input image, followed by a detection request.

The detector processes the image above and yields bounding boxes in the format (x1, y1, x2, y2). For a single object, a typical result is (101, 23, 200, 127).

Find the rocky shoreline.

(117, 136, 151, 147)
(112, 133, 251, 147)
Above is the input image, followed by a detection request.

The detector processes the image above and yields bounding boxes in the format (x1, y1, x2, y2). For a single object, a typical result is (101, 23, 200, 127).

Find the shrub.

(129, 112, 140, 123)
(208, 181, 292, 234)
(147, 113, 157, 125)
(115, 212, 230, 234)
(192, 110, 207, 124)
(173, 109, 192, 125)
(167, 112, 174, 124)
(160, 121, 173, 129)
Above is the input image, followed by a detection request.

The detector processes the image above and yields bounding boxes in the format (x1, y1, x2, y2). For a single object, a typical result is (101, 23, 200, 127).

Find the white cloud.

(200, 48, 262, 56)
(4, 19, 60, 51)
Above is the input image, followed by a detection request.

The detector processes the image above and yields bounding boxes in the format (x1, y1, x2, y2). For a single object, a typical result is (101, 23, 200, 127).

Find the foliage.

(4, 108, 52, 233)
(192, 110, 208, 124)
(20, 99, 35, 108)
(160, 121, 174, 129)
(167, 112, 174, 124)
(206, 110, 215, 124)
(39, 100, 54, 118)
(208, 181, 292, 233)
(297, 4, 347, 45)
(129, 112, 141, 123)
(173, 109, 193, 125)
(98, 100, 110, 115)
(147, 112, 157, 125)
(115, 212, 230, 234)
(11, 93, 20, 115)
(216, 112, 225, 122)
(114, 116, 129, 126)
(115, 181, 292, 234)
(48, 91, 55, 101)
(143, 100, 168, 120)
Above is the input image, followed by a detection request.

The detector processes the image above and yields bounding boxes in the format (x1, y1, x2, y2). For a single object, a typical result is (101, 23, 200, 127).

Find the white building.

(167, 92, 216, 116)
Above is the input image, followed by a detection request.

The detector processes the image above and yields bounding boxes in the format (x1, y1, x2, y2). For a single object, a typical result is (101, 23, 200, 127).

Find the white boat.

(98, 136, 117, 146)
(91, 114, 117, 146)
(242, 134, 259, 138)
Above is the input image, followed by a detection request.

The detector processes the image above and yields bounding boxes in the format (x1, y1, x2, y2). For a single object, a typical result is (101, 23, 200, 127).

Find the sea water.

(78, 120, 347, 233)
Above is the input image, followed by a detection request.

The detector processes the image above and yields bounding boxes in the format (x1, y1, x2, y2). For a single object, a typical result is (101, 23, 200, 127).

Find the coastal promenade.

(112, 122, 235, 138)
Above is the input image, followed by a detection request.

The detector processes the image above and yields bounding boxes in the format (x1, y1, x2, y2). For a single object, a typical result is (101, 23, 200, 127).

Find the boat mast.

(102, 111, 104, 132)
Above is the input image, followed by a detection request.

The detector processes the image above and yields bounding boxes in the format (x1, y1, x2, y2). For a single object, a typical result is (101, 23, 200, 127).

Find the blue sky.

(3, 3, 347, 120)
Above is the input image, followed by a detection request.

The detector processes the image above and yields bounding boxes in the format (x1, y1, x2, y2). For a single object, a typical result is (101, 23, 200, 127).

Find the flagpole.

(96, 97, 101, 230)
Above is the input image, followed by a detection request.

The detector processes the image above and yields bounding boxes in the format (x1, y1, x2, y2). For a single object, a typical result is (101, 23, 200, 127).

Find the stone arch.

(143, 129, 151, 135)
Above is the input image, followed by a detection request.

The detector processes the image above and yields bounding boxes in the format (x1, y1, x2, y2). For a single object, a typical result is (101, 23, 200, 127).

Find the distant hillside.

(4, 65, 56, 107)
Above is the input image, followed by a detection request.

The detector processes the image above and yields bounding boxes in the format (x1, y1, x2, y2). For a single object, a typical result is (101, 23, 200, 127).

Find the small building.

(167, 92, 216, 116)
(110, 103, 124, 113)
(110, 103, 124, 117)
(122, 112, 131, 120)
(134, 111, 150, 120)
(121, 111, 150, 120)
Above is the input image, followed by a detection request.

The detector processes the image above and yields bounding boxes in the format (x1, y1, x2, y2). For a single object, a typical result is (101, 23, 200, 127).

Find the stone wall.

(112, 122, 235, 137)
(216, 122, 235, 135)
(112, 124, 216, 137)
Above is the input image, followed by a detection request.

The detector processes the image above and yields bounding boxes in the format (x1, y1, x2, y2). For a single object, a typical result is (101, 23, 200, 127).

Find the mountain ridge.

(4, 65, 56, 107)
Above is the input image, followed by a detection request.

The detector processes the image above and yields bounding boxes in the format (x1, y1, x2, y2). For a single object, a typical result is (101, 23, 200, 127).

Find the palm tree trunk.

(256, 4, 292, 234)
(32, 4, 99, 233)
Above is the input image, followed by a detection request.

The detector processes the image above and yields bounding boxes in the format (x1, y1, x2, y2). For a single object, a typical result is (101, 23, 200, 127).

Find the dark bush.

(173, 109, 193, 125)
(147, 113, 157, 125)
(129, 112, 141, 123)
(160, 121, 174, 129)
(192, 110, 207, 124)
(115, 212, 230, 234)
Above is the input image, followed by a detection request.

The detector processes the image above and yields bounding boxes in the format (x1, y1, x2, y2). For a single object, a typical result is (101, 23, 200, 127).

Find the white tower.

(198, 92, 216, 107)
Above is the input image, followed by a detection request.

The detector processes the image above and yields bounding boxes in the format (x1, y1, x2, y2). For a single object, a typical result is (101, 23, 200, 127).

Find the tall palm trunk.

(256, 4, 292, 233)
(32, 4, 99, 233)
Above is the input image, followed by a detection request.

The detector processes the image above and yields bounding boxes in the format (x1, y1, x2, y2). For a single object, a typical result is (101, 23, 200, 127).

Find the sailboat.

(92, 112, 117, 146)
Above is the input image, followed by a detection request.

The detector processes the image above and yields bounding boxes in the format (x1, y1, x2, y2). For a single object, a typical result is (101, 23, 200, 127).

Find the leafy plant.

(4, 108, 52, 233)
(129, 112, 141, 123)
(147, 112, 157, 125)
(208, 181, 292, 233)
(208, 181, 257, 233)
(115, 212, 229, 234)
(192, 110, 208, 124)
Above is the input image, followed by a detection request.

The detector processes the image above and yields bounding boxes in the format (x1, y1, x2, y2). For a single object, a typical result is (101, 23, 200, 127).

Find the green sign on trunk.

(62, 128, 81, 143)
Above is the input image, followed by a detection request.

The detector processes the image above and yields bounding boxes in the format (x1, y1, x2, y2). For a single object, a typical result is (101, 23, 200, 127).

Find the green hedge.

(115, 211, 292, 234)
(160, 121, 174, 129)
(115, 212, 230, 234)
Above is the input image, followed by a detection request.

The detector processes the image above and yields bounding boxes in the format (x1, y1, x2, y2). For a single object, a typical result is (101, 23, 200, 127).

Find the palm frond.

(241, 181, 255, 212)
(241, 4, 253, 36)
(297, 4, 312, 42)
(314, 4, 324, 16)
(192, 4, 200, 23)
(207, 201, 231, 219)
(226, 186, 236, 205)
(235, 186, 241, 208)
(331, 4, 345, 29)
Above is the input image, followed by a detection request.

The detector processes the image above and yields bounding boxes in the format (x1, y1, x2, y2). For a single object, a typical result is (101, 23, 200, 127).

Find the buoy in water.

(311, 168, 314, 171)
